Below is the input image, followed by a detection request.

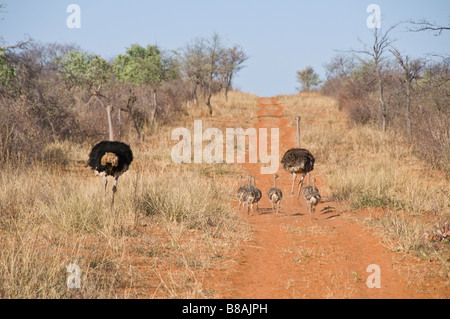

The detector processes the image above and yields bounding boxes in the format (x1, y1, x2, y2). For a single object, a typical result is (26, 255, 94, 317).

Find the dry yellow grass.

(185, 90, 259, 119)
(0, 90, 256, 298)
(2, 90, 447, 298)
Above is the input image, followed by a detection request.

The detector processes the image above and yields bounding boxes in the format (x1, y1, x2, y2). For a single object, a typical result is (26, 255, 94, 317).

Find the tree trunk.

(118, 108, 122, 141)
(106, 104, 114, 141)
(405, 81, 412, 144)
(202, 84, 213, 115)
(192, 84, 198, 106)
(124, 106, 141, 139)
(205, 92, 213, 116)
(149, 89, 157, 122)
(377, 68, 387, 132)
(152, 90, 157, 111)
(224, 79, 231, 103)
(207, 81, 213, 115)
(225, 72, 233, 102)
(130, 111, 141, 139)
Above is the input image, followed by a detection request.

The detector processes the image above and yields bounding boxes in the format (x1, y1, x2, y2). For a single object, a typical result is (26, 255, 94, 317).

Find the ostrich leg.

(112, 176, 119, 193)
(296, 174, 306, 199)
(290, 173, 297, 196)
(111, 176, 119, 208)
(103, 175, 108, 195)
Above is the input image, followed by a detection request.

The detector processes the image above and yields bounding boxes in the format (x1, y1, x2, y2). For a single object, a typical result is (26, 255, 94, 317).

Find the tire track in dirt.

(208, 97, 435, 299)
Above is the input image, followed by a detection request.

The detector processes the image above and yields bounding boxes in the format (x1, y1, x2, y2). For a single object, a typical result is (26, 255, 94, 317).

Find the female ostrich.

(281, 116, 315, 198)
(268, 174, 283, 214)
(251, 175, 262, 212)
(302, 176, 321, 215)
(236, 175, 249, 207)
(87, 141, 133, 204)
(243, 175, 256, 214)
(236, 176, 244, 206)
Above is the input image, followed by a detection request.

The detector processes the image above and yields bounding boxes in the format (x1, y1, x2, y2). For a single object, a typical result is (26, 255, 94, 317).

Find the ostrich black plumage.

(87, 141, 133, 203)
(280, 116, 315, 198)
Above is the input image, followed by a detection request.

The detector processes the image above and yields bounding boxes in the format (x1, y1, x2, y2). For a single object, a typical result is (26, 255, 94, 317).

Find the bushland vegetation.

(321, 24, 449, 173)
(0, 32, 255, 298)
(0, 33, 247, 164)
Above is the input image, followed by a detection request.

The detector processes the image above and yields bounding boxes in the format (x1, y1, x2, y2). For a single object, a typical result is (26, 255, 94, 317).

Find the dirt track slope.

(206, 97, 447, 299)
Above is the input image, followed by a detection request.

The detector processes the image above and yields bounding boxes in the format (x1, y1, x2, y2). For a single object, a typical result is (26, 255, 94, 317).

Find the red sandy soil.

(205, 97, 449, 299)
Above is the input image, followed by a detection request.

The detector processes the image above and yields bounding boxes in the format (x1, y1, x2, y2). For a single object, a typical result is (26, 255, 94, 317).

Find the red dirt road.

(207, 97, 448, 299)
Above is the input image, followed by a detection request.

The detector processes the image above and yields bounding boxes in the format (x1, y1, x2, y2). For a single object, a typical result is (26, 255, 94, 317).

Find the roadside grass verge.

(277, 92, 450, 277)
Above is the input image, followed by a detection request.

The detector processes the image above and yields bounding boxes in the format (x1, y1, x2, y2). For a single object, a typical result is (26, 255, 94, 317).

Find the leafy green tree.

(296, 66, 321, 92)
(0, 47, 14, 86)
(0, 40, 30, 90)
(57, 50, 110, 89)
(114, 44, 179, 122)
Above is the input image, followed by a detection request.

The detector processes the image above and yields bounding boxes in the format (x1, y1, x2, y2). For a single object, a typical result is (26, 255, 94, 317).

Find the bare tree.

(182, 34, 248, 113)
(219, 45, 248, 102)
(182, 33, 224, 115)
(296, 66, 321, 92)
(181, 39, 205, 107)
(202, 33, 224, 115)
(407, 19, 450, 36)
(351, 25, 397, 132)
(0, 2, 7, 21)
(323, 54, 356, 80)
(390, 47, 423, 143)
(121, 89, 139, 139)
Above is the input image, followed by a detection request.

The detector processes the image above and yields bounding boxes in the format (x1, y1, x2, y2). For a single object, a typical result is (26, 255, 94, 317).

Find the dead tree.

(407, 19, 450, 36)
(390, 47, 423, 143)
(219, 45, 248, 102)
(351, 25, 396, 132)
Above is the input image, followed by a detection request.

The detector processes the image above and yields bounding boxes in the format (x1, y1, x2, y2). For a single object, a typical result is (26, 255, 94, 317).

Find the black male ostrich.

(87, 141, 133, 205)
(280, 116, 315, 198)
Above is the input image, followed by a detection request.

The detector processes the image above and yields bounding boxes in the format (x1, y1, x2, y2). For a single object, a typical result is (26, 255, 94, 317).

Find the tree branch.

(407, 19, 450, 35)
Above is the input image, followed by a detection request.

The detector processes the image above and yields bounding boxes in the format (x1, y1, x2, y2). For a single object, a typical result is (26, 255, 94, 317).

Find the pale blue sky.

(2, 0, 449, 96)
